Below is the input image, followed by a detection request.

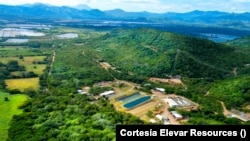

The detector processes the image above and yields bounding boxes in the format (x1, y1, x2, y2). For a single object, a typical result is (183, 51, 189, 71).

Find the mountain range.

(0, 3, 250, 25)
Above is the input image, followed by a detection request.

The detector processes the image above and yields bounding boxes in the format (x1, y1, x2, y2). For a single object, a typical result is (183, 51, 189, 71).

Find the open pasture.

(0, 56, 46, 75)
(5, 77, 40, 92)
(0, 92, 28, 141)
(0, 46, 42, 57)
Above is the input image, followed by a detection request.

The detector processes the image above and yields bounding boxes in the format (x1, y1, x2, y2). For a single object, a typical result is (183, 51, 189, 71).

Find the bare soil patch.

(127, 100, 158, 121)
(149, 77, 183, 85)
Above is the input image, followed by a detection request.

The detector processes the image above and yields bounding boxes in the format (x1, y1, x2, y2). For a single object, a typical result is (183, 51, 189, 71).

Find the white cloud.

(121, 0, 160, 3)
(232, 0, 250, 2)
(0, 0, 88, 6)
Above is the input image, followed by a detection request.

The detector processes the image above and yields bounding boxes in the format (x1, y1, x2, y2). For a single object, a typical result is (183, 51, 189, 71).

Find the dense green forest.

(7, 93, 144, 141)
(84, 28, 250, 79)
(209, 76, 250, 109)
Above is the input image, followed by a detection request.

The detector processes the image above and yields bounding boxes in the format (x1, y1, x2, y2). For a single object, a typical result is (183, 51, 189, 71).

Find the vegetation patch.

(25, 64, 46, 76)
(1, 56, 46, 66)
(209, 76, 250, 109)
(0, 46, 42, 57)
(5, 77, 40, 92)
(0, 92, 28, 141)
(0, 56, 47, 76)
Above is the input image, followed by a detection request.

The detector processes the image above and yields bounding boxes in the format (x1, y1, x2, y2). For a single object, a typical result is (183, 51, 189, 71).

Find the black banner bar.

(116, 125, 250, 141)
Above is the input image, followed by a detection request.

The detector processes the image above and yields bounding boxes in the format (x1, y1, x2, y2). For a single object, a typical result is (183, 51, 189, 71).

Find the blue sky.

(0, 0, 250, 13)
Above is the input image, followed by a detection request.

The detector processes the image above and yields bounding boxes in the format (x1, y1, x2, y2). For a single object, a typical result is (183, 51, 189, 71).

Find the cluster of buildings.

(77, 89, 115, 97)
(164, 96, 195, 108)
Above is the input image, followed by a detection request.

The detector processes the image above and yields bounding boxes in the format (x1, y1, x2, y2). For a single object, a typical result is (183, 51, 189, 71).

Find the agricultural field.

(1, 56, 47, 76)
(0, 92, 28, 141)
(25, 65, 46, 76)
(0, 46, 43, 57)
(1, 56, 46, 65)
(5, 77, 40, 92)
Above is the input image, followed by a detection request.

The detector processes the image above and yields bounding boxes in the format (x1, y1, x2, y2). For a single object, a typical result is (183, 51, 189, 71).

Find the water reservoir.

(119, 92, 141, 103)
(123, 96, 151, 109)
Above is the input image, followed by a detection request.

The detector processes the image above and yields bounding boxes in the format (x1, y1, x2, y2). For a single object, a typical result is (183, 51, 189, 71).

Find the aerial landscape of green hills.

(0, 25, 249, 141)
(86, 28, 250, 79)
(0, 2, 250, 141)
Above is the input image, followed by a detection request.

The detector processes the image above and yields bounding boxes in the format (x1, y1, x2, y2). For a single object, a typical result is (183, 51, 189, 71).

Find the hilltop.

(84, 28, 250, 80)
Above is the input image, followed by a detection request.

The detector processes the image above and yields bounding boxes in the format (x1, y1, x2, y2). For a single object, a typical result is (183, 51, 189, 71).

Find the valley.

(0, 21, 250, 141)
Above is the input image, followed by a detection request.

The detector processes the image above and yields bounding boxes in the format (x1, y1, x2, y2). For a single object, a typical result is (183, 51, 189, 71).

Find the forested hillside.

(85, 28, 250, 80)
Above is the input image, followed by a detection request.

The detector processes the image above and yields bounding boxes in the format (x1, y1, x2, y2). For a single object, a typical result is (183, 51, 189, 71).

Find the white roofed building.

(100, 90, 115, 97)
(155, 87, 165, 92)
(164, 98, 178, 108)
(170, 111, 183, 120)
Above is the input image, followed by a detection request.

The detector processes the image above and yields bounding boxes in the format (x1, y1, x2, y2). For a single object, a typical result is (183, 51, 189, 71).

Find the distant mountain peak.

(20, 3, 53, 7)
(72, 4, 92, 10)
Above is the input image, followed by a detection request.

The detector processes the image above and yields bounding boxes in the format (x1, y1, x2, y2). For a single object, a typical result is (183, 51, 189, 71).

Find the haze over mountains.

(0, 3, 250, 25)
(1, 3, 250, 43)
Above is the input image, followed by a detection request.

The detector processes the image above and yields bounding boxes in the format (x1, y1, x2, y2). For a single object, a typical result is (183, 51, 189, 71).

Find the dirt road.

(152, 90, 180, 125)
(48, 50, 55, 76)
(220, 101, 248, 122)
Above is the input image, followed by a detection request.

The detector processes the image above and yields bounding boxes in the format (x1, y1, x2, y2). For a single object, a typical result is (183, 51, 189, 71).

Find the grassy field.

(25, 64, 46, 75)
(1, 56, 46, 76)
(0, 56, 46, 66)
(0, 46, 42, 57)
(0, 92, 28, 141)
(5, 77, 40, 92)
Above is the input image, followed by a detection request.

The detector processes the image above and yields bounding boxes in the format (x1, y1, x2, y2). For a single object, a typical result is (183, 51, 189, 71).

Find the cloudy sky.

(0, 0, 250, 13)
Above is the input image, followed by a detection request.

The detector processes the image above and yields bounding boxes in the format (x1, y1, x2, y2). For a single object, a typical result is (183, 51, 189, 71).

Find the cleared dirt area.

(104, 80, 196, 124)
(245, 105, 250, 110)
(152, 90, 200, 124)
(127, 100, 158, 121)
(152, 90, 180, 125)
(149, 77, 183, 85)
(221, 101, 249, 122)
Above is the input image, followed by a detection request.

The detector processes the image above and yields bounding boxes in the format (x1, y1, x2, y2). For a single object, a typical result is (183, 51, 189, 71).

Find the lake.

(55, 33, 78, 39)
(199, 33, 238, 43)
(0, 28, 45, 37)
(5, 39, 29, 43)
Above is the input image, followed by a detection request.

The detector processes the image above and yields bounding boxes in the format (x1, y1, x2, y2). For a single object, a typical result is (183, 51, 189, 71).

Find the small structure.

(170, 111, 183, 120)
(153, 110, 164, 115)
(77, 90, 88, 95)
(156, 114, 169, 124)
(162, 118, 170, 125)
(155, 87, 165, 92)
(149, 119, 157, 124)
(156, 114, 163, 121)
(100, 90, 115, 97)
(144, 83, 151, 87)
(164, 98, 178, 108)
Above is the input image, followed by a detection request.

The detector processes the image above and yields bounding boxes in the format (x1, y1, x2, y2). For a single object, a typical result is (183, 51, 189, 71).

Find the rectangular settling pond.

(123, 96, 151, 109)
(119, 92, 151, 109)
